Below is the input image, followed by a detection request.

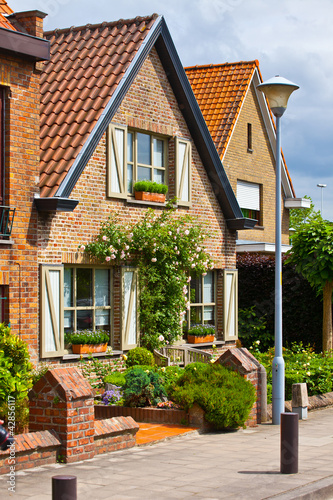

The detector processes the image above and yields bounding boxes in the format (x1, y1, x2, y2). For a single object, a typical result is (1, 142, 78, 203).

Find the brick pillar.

(29, 367, 95, 463)
(216, 348, 263, 426)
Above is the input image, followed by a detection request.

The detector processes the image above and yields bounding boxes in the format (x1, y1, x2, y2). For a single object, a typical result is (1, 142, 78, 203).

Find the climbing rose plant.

(81, 204, 214, 350)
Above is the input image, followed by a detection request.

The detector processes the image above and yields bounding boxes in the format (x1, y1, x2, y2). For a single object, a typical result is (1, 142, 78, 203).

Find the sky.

(10, 0, 333, 221)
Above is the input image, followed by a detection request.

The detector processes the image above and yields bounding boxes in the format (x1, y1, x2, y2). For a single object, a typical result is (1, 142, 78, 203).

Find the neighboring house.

(33, 14, 256, 363)
(0, 3, 49, 357)
(185, 61, 309, 254)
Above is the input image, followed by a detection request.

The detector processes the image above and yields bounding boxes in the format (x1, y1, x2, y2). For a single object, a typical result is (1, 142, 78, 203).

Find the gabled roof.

(39, 15, 255, 230)
(0, 0, 16, 30)
(185, 61, 296, 198)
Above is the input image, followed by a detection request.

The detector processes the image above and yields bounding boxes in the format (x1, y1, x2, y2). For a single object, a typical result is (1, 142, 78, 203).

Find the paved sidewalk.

(1, 406, 333, 499)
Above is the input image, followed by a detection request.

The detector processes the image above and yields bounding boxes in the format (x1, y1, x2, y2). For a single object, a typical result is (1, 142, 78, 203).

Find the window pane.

(96, 309, 110, 329)
(127, 164, 133, 193)
(127, 132, 133, 162)
(190, 277, 202, 303)
(190, 306, 202, 326)
(203, 272, 214, 303)
(154, 169, 164, 184)
(95, 269, 110, 306)
(76, 268, 92, 307)
(138, 166, 151, 181)
(77, 310, 93, 330)
(203, 306, 214, 324)
(64, 310, 73, 333)
(64, 268, 73, 307)
(153, 138, 164, 167)
(137, 132, 151, 165)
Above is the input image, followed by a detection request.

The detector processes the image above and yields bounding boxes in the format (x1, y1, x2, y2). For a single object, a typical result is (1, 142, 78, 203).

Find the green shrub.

(133, 180, 168, 194)
(125, 347, 155, 368)
(123, 366, 167, 407)
(157, 365, 183, 395)
(79, 356, 123, 389)
(0, 324, 34, 431)
(104, 372, 126, 387)
(170, 363, 256, 429)
(188, 325, 215, 337)
(65, 329, 109, 345)
(238, 306, 272, 350)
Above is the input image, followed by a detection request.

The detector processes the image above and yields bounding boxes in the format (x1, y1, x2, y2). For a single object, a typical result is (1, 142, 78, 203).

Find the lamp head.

(257, 76, 299, 117)
(317, 183, 327, 188)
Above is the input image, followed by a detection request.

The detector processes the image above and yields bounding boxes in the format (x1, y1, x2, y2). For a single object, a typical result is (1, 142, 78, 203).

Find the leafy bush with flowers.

(65, 329, 109, 345)
(81, 203, 214, 350)
(251, 341, 333, 402)
(101, 388, 124, 406)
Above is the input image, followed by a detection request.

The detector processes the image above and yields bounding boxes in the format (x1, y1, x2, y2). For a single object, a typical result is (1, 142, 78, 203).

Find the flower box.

(72, 343, 107, 354)
(187, 335, 215, 344)
(134, 191, 166, 203)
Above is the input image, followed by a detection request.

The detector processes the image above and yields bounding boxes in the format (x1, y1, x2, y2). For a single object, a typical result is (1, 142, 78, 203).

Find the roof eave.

(34, 197, 79, 212)
(227, 218, 257, 231)
(0, 26, 50, 61)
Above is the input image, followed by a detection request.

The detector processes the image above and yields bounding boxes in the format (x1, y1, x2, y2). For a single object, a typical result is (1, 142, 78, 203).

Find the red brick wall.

(37, 48, 237, 360)
(0, 50, 41, 362)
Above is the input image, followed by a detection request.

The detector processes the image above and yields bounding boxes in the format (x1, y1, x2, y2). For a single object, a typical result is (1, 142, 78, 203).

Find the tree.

(286, 218, 333, 351)
(289, 195, 321, 232)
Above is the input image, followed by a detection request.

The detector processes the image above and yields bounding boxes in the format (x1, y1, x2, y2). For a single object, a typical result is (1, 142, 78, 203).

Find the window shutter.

(121, 267, 139, 350)
(107, 124, 127, 198)
(40, 265, 65, 358)
(175, 137, 191, 206)
(223, 269, 238, 341)
(237, 180, 260, 210)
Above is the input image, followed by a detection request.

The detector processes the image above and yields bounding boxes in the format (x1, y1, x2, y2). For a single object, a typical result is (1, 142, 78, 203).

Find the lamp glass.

(257, 76, 299, 116)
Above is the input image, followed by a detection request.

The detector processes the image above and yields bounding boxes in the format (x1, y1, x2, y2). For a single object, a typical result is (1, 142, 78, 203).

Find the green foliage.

(0, 324, 34, 431)
(157, 365, 184, 395)
(133, 180, 168, 194)
(238, 306, 272, 350)
(82, 205, 213, 349)
(170, 363, 256, 429)
(188, 325, 215, 337)
(123, 366, 167, 407)
(79, 356, 123, 389)
(65, 329, 109, 345)
(237, 253, 323, 351)
(289, 196, 320, 232)
(253, 342, 333, 402)
(31, 363, 50, 387)
(124, 347, 155, 368)
(104, 372, 126, 387)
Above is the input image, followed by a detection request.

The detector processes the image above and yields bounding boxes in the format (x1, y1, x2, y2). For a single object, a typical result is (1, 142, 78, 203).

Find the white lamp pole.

(257, 76, 299, 425)
(317, 183, 326, 217)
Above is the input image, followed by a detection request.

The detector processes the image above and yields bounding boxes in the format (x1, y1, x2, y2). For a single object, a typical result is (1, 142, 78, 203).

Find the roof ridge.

(44, 13, 159, 37)
(185, 60, 259, 71)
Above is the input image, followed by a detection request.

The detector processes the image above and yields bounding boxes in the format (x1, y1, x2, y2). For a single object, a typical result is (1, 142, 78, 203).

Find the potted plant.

(65, 329, 109, 354)
(133, 180, 168, 203)
(187, 325, 215, 344)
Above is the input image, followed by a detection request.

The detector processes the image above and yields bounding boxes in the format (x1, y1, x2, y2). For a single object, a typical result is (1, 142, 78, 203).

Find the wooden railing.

(154, 345, 212, 367)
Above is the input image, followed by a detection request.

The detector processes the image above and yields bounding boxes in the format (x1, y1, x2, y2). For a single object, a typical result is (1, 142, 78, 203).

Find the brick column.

(29, 367, 95, 463)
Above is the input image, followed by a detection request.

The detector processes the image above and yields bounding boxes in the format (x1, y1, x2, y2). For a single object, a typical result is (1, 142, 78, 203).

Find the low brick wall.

(95, 405, 188, 424)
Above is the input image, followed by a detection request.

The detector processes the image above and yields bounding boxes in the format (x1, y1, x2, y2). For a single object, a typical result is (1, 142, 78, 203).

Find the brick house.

(33, 15, 257, 364)
(0, 3, 49, 357)
(185, 61, 309, 254)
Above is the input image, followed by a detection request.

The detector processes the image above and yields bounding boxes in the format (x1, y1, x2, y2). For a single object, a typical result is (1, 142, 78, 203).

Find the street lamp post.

(317, 183, 326, 217)
(257, 76, 299, 425)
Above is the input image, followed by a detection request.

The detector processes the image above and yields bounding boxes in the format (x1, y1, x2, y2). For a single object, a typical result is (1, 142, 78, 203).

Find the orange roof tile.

(0, 0, 13, 15)
(0, 11, 16, 30)
(185, 61, 258, 159)
(40, 15, 158, 197)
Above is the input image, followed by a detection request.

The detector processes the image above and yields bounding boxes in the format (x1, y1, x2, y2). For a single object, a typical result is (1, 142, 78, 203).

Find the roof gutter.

(0, 26, 50, 61)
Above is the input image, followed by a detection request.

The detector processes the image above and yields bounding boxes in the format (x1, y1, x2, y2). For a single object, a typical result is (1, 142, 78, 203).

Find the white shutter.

(121, 268, 139, 350)
(237, 180, 260, 210)
(175, 137, 191, 206)
(40, 265, 65, 358)
(223, 269, 238, 341)
(107, 124, 127, 198)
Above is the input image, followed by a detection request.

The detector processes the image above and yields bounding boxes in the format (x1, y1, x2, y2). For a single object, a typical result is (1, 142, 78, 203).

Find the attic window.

(237, 180, 261, 225)
(247, 123, 253, 152)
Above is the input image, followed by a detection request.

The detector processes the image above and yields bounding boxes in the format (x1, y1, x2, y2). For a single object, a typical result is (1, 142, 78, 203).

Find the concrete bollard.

(52, 475, 77, 500)
(292, 383, 308, 419)
(280, 412, 299, 474)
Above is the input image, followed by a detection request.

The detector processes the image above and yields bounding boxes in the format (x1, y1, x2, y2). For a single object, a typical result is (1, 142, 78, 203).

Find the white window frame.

(187, 271, 216, 328)
(223, 269, 238, 341)
(175, 137, 192, 207)
(121, 267, 139, 350)
(237, 180, 261, 224)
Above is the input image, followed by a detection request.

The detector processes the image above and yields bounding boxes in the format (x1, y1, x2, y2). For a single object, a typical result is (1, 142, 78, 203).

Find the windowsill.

(253, 225, 264, 230)
(0, 238, 14, 245)
(126, 198, 167, 207)
(62, 350, 123, 361)
(185, 340, 225, 348)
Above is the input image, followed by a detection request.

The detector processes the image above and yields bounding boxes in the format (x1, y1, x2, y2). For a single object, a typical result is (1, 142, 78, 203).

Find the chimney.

(7, 10, 47, 39)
